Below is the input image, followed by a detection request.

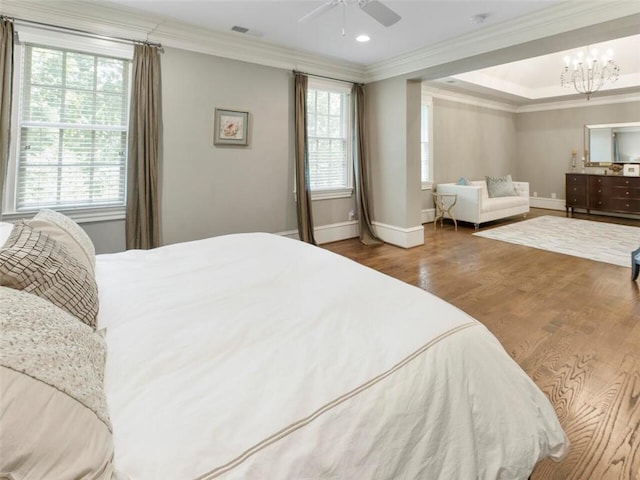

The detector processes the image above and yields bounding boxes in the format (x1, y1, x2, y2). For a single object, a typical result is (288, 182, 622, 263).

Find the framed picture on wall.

(214, 108, 249, 146)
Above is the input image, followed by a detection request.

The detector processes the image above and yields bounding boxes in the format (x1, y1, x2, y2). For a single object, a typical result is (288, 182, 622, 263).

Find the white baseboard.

(315, 221, 359, 244)
(371, 221, 424, 248)
(422, 208, 436, 224)
(276, 220, 359, 244)
(530, 197, 565, 211)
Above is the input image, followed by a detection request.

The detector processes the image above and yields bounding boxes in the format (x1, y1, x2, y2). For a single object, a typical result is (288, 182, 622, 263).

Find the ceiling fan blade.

(298, 1, 340, 23)
(358, 0, 401, 27)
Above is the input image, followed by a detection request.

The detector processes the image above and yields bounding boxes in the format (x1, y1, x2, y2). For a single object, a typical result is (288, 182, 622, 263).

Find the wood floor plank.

(323, 209, 640, 479)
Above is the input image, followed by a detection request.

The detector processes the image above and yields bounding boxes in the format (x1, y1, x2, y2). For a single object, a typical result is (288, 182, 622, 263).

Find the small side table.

(432, 193, 457, 230)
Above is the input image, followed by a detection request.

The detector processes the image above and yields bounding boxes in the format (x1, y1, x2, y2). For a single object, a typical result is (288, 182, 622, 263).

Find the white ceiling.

(105, 0, 562, 66)
(38, 1, 640, 104)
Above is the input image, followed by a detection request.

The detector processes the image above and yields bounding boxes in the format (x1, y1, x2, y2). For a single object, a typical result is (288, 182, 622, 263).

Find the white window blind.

(15, 44, 130, 211)
(306, 80, 352, 193)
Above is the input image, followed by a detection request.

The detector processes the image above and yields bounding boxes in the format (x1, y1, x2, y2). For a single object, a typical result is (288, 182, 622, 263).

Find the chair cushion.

(481, 195, 529, 213)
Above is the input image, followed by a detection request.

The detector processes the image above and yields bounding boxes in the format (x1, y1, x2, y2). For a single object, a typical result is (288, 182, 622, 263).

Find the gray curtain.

(126, 43, 161, 250)
(0, 18, 14, 220)
(294, 72, 317, 245)
(352, 83, 381, 245)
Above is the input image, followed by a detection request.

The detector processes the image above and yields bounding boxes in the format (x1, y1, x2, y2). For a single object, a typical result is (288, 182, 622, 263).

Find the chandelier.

(560, 47, 620, 100)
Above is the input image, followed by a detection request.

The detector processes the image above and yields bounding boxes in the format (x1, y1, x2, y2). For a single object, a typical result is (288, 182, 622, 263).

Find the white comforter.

(96, 233, 567, 480)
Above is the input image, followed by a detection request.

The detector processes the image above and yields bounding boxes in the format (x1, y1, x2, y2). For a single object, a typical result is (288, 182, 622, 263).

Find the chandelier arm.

(560, 47, 620, 100)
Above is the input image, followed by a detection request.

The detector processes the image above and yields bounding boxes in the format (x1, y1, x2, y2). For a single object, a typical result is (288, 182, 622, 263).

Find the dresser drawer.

(593, 186, 640, 200)
(566, 174, 587, 187)
(603, 198, 640, 212)
(566, 191, 587, 207)
(589, 175, 640, 188)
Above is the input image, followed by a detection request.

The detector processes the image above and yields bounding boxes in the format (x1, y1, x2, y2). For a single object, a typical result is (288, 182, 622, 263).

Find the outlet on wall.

(349, 209, 355, 221)
(533, 191, 538, 197)
(551, 193, 557, 199)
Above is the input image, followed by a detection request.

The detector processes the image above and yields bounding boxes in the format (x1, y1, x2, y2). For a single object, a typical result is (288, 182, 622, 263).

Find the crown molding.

(3, 0, 638, 89)
(421, 84, 519, 113)
(1, 0, 161, 40)
(516, 92, 640, 113)
(148, 20, 366, 83)
(1, 0, 367, 83)
(365, 1, 640, 83)
(422, 84, 640, 114)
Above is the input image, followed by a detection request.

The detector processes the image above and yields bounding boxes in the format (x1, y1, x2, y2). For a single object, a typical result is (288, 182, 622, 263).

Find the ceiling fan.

(299, 0, 401, 28)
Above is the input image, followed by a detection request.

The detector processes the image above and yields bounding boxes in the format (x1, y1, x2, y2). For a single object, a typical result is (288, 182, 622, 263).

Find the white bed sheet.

(96, 232, 568, 480)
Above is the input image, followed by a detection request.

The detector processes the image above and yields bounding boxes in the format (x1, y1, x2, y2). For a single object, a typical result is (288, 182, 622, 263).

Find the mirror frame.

(584, 122, 640, 166)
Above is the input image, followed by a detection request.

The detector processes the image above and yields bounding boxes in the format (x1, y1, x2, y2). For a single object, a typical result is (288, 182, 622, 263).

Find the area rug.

(473, 215, 640, 267)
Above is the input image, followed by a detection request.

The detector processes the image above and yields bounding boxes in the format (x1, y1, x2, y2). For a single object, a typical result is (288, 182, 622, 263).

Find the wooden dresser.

(566, 173, 640, 216)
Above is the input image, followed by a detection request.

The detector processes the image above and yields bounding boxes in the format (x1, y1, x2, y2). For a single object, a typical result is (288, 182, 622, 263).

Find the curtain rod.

(293, 70, 363, 87)
(4, 15, 162, 49)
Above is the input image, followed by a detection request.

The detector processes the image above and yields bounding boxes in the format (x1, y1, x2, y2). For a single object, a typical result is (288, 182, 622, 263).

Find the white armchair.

(435, 180, 530, 229)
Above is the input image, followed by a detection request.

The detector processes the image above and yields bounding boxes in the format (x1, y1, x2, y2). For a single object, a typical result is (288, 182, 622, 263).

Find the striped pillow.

(0, 222, 99, 328)
(33, 209, 95, 270)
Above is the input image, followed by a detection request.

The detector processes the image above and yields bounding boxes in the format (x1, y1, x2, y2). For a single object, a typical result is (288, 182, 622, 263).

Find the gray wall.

(366, 77, 422, 229)
(86, 47, 639, 252)
(515, 101, 640, 199)
(432, 98, 517, 184)
(428, 96, 640, 204)
(160, 47, 296, 246)
(87, 47, 357, 252)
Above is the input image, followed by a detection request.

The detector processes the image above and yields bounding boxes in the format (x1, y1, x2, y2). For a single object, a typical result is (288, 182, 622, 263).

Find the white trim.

(311, 188, 354, 201)
(15, 24, 133, 59)
(4, 0, 638, 87)
(533, 196, 640, 220)
(423, 83, 640, 114)
(276, 221, 359, 244)
(516, 92, 640, 113)
(422, 84, 518, 113)
(422, 208, 436, 225)
(530, 197, 565, 211)
(314, 221, 359, 244)
(1, 206, 126, 224)
(276, 229, 299, 240)
(365, 2, 640, 82)
(0, 0, 366, 83)
(371, 222, 424, 249)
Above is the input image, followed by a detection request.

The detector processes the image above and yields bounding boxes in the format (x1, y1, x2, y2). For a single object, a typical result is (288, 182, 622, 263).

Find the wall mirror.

(584, 122, 640, 166)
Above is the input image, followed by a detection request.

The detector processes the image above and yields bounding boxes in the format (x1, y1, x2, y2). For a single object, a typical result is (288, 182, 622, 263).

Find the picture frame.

(214, 108, 249, 146)
(623, 164, 640, 177)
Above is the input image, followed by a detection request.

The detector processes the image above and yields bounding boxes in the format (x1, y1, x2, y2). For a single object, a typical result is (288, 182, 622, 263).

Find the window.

(306, 79, 353, 199)
(5, 27, 132, 220)
(421, 99, 433, 186)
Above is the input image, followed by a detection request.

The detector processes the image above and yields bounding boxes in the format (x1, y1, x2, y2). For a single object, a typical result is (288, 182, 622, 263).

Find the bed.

(0, 213, 568, 480)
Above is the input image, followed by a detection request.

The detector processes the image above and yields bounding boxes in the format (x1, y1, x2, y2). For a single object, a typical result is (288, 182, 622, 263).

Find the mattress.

(95, 232, 568, 479)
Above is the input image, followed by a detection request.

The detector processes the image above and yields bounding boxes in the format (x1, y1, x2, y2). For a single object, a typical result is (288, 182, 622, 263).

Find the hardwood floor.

(323, 208, 640, 480)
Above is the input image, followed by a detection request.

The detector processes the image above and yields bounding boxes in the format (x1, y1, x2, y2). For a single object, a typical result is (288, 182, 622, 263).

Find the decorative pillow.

(0, 222, 99, 328)
(33, 209, 96, 270)
(485, 174, 516, 198)
(0, 287, 113, 479)
(27, 216, 95, 276)
(456, 177, 471, 186)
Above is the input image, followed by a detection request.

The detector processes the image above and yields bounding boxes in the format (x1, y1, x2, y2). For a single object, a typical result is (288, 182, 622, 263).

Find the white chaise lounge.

(436, 179, 530, 229)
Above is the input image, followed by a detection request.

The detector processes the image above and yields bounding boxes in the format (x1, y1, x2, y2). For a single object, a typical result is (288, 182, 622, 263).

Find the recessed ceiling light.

(356, 34, 370, 43)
